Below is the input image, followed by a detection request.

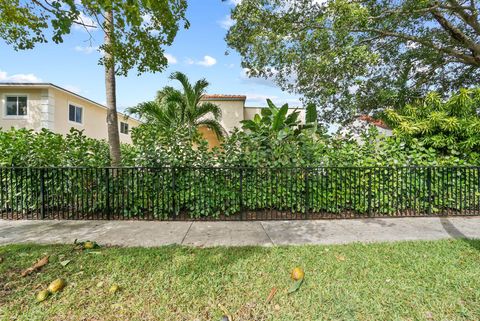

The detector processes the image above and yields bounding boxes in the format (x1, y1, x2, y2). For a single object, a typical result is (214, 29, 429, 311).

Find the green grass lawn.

(1, 240, 479, 321)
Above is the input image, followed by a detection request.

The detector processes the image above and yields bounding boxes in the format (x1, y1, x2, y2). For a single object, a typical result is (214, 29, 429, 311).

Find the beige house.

(199, 94, 305, 148)
(0, 83, 140, 144)
(0, 83, 304, 147)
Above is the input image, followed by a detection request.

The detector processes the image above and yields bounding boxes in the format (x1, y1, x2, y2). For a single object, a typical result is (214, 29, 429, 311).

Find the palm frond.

(170, 71, 195, 108)
(193, 78, 209, 105)
(195, 102, 222, 120)
(125, 101, 164, 123)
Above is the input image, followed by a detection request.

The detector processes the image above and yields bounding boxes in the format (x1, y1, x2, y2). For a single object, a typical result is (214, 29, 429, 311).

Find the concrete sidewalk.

(1, 217, 479, 247)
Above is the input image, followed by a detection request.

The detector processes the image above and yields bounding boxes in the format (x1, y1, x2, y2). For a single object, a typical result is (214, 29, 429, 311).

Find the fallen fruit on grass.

(48, 278, 66, 293)
(84, 241, 96, 249)
(288, 267, 305, 294)
(291, 267, 305, 281)
(36, 289, 50, 302)
(109, 284, 120, 294)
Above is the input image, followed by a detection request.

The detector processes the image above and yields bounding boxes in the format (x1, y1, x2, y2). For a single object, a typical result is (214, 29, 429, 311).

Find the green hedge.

(1, 167, 479, 220)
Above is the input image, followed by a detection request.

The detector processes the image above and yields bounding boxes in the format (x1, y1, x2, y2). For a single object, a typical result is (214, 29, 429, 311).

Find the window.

(120, 122, 129, 134)
(5, 95, 27, 116)
(69, 104, 83, 124)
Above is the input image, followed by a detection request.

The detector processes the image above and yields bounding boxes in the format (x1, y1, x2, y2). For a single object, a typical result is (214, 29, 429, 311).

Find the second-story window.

(120, 122, 129, 134)
(69, 104, 83, 124)
(5, 95, 27, 116)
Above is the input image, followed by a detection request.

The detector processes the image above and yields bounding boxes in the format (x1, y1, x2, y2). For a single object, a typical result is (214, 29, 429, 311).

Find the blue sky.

(0, 0, 301, 112)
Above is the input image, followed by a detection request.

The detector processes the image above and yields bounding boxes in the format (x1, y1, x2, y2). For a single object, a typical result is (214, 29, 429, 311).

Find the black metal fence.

(1, 167, 479, 220)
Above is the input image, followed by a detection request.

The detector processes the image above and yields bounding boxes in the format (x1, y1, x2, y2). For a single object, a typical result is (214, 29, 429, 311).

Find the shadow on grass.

(440, 218, 480, 252)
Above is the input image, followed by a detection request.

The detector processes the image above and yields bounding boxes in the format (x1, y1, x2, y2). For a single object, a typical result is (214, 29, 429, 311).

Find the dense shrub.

(384, 88, 480, 157)
(0, 128, 135, 167)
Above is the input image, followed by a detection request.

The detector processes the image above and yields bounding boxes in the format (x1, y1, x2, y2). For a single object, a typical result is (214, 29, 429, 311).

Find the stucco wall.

(198, 126, 221, 149)
(200, 99, 245, 134)
(0, 86, 140, 144)
(50, 87, 139, 144)
(0, 88, 44, 131)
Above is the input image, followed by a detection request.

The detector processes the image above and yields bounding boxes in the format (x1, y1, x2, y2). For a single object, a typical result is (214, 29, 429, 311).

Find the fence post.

(105, 168, 110, 220)
(304, 167, 309, 219)
(367, 169, 372, 216)
(171, 167, 176, 220)
(40, 168, 45, 219)
(239, 168, 244, 219)
(427, 167, 432, 215)
(477, 167, 480, 216)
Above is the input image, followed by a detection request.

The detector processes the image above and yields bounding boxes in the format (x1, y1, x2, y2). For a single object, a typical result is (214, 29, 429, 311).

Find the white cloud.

(185, 56, 217, 67)
(73, 12, 98, 32)
(0, 69, 42, 82)
(74, 45, 99, 54)
(164, 53, 178, 64)
(218, 15, 235, 30)
(197, 55, 217, 67)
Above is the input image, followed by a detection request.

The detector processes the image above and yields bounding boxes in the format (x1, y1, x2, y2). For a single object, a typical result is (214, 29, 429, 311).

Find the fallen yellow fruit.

(109, 284, 120, 294)
(291, 267, 305, 281)
(84, 241, 95, 249)
(48, 278, 66, 293)
(36, 289, 50, 302)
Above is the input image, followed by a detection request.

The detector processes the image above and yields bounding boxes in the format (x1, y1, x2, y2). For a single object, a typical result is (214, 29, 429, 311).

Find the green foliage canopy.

(0, 0, 189, 76)
(384, 88, 480, 157)
(226, 0, 480, 123)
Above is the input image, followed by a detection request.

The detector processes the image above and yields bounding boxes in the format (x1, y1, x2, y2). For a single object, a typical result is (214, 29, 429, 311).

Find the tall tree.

(127, 71, 226, 141)
(226, 0, 480, 124)
(0, 0, 189, 166)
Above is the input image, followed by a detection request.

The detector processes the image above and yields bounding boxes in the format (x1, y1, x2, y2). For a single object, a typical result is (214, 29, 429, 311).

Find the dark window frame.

(68, 104, 83, 124)
(5, 95, 28, 117)
(120, 121, 129, 135)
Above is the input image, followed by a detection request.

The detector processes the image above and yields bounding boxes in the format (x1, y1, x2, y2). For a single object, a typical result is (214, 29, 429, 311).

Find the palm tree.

(127, 71, 226, 141)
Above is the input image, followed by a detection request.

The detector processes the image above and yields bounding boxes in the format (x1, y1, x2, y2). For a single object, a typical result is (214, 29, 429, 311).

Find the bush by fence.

(1, 167, 479, 220)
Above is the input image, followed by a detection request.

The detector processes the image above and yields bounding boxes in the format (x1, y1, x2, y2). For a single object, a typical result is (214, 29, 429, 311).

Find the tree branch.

(354, 28, 480, 66)
(369, 5, 439, 20)
(445, 0, 480, 35)
(31, 0, 98, 29)
(430, 8, 480, 60)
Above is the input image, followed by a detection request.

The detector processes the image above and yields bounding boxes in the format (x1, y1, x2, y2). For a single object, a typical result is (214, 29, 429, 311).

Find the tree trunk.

(104, 9, 122, 167)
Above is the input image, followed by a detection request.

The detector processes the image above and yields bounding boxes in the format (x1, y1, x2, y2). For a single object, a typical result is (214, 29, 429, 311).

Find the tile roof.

(201, 94, 247, 101)
(357, 115, 390, 129)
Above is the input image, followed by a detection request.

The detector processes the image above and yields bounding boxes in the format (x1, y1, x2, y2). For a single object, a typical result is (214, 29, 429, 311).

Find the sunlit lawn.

(1, 239, 479, 320)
